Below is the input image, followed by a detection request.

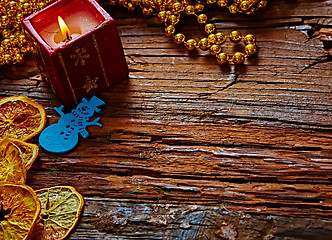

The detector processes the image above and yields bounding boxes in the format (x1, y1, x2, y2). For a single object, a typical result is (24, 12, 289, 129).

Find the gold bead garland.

(0, 0, 267, 66)
(142, 0, 264, 65)
(0, 0, 54, 66)
(104, 0, 265, 65)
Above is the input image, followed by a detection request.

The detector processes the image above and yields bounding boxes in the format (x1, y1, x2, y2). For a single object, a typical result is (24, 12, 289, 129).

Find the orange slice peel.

(0, 95, 46, 141)
(0, 182, 41, 240)
(31, 186, 84, 240)
(0, 138, 39, 170)
(0, 143, 26, 184)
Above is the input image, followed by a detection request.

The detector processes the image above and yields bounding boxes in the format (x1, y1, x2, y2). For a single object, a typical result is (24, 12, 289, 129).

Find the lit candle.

(56, 16, 74, 43)
(23, 0, 128, 107)
(35, 9, 101, 49)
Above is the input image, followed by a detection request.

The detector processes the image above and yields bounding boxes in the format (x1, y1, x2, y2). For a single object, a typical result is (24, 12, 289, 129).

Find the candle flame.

(58, 16, 71, 41)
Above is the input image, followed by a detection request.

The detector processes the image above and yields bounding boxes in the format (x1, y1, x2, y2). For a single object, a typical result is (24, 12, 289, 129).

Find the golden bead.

(2, 16, 9, 26)
(2, 39, 11, 47)
(23, 2, 31, 9)
(2, 29, 10, 38)
(232, 52, 245, 64)
(215, 32, 226, 45)
(243, 34, 256, 44)
(209, 44, 221, 56)
(16, 13, 23, 21)
(198, 38, 210, 50)
(229, 30, 242, 43)
(4, 54, 12, 63)
(109, 0, 116, 5)
(208, 34, 216, 44)
(158, 11, 168, 23)
(257, 0, 267, 8)
(228, 4, 238, 14)
(239, 1, 251, 11)
(217, 0, 228, 7)
(245, 44, 257, 56)
(194, 4, 204, 12)
(185, 39, 197, 51)
(9, 1, 16, 10)
(9, 35, 18, 46)
(18, 35, 27, 44)
(172, 2, 183, 14)
(169, 14, 179, 25)
(15, 53, 23, 62)
(217, 52, 229, 65)
(143, 7, 153, 17)
(206, 0, 217, 4)
(197, 14, 207, 24)
(127, 3, 135, 11)
(185, 5, 195, 15)
(22, 45, 31, 53)
(205, 23, 216, 35)
(38, 2, 47, 8)
(165, 25, 175, 37)
(174, 33, 185, 45)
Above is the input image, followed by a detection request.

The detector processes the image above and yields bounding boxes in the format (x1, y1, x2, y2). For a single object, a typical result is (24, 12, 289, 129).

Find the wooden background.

(1, 0, 332, 239)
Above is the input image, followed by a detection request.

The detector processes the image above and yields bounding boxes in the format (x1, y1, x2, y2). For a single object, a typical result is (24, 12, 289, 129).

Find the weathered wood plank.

(71, 200, 332, 239)
(0, 0, 331, 239)
(28, 171, 332, 219)
(22, 118, 331, 219)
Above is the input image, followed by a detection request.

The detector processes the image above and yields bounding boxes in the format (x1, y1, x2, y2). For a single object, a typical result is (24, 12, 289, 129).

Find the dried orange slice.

(31, 186, 84, 240)
(0, 182, 41, 240)
(0, 143, 26, 184)
(0, 95, 46, 141)
(0, 138, 39, 170)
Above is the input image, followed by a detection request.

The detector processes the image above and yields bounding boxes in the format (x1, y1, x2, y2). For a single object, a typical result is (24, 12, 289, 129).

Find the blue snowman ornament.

(39, 96, 105, 153)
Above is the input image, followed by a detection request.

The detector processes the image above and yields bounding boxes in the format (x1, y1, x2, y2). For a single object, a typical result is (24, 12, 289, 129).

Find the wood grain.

(0, 0, 331, 239)
(71, 200, 332, 240)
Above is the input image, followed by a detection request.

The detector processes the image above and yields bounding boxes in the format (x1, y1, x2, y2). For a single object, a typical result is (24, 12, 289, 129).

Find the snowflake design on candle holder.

(84, 76, 99, 93)
(70, 47, 90, 67)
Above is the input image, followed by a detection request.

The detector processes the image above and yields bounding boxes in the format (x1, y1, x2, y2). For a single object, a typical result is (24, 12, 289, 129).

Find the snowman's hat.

(83, 96, 105, 113)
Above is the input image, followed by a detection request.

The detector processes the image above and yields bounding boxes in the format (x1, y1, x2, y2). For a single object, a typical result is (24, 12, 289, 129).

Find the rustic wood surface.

(1, 0, 332, 239)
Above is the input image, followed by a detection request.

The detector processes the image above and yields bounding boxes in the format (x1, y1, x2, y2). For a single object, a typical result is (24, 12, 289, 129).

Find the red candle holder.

(23, 0, 128, 107)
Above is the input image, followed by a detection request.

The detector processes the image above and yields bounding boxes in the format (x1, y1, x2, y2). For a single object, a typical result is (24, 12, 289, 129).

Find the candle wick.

(66, 32, 72, 41)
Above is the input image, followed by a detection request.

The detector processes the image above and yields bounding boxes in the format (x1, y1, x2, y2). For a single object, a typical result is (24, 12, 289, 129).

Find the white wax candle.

(38, 11, 100, 49)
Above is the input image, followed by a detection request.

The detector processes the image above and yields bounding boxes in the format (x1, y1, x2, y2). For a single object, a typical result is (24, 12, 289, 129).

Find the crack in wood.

(298, 54, 332, 73)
